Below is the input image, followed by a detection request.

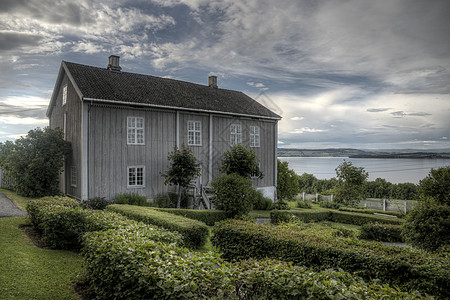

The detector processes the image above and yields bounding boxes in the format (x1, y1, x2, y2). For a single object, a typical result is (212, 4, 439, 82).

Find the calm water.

(278, 157, 450, 184)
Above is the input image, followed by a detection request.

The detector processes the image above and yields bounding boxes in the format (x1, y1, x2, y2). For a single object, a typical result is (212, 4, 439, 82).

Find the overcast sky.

(1, 0, 449, 150)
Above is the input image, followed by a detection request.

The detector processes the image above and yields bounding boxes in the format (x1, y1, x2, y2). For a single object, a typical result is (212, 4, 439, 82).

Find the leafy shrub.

(211, 173, 256, 217)
(26, 196, 80, 228)
(273, 199, 290, 210)
(359, 223, 404, 242)
(330, 210, 404, 226)
(296, 200, 312, 209)
(339, 206, 405, 218)
(107, 204, 209, 249)
(402, 198, 450, 251)
(319, 201, 341, 209)
(212, 219, 449, 298)
(252, 190, 274, 210)
(81, 197, 110, 210)
(271, 210, 330, 224)
(155, 208, 230, 226)
(81, 226, 425, 299)
(153, 192, 176, 208)
(113, 192, 147, 206)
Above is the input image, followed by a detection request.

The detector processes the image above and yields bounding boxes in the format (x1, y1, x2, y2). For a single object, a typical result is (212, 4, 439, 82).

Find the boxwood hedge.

(359, 223, 404, 243)
(81, 226, 426, 299)
(339, 206, 406, 218)
(107, 204, 209, 249)
(212, 219, 449, 298)
(155, 208, 231, 226)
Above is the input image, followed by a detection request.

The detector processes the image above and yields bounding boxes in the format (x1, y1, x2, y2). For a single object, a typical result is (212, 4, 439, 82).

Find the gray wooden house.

(46, 56, 281, 203)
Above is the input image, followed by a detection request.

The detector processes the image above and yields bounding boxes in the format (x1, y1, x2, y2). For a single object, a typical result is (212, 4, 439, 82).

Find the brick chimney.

(107, 55, 122, 72)
(208, 76, 218, 89)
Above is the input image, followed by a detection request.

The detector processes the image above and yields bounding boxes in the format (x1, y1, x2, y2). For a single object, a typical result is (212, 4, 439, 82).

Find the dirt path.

(0, 192, 27, 217)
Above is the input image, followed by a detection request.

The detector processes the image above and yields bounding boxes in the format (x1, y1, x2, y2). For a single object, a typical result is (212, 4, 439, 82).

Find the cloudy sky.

(1, 0, 449, 150)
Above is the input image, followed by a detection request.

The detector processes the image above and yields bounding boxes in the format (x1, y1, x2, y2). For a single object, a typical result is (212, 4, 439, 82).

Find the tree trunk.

(177, 185, 182, 208)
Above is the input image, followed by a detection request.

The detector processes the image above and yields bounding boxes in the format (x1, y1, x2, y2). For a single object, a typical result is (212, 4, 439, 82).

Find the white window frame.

(250, 125, 260, 147)
(62, 84, 67, 106)
(230, 124, 242, 146)
(127, 117, 145, 145)
(70, 166, 77, 187)
(127, 166, 145, 188)
(187, 120, 202, 146)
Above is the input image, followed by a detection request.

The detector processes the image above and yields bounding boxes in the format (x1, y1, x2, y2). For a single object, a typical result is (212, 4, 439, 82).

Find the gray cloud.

(367, 108, 391, 113)
(0, 32, 43, 51)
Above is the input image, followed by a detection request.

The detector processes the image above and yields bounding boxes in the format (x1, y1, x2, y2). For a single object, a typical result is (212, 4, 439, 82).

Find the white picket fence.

(300, 192, 417, 214)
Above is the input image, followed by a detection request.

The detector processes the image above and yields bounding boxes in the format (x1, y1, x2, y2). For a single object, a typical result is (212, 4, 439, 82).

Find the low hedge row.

(339, 206, 406, 218)
(107, 204, 209, 249)
(271, 210, 404, 226)
(359, 223, 404, 243)
(212, 219, 449, 298)
(155, 208, 231, 226)
(26, 197, 182, 250)
(81, 225, 426, 299)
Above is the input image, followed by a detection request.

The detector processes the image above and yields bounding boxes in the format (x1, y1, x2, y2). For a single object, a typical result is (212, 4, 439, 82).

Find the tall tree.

(3, 127, 71, 197)
(162, 144, 201, 208)
(277, 159, 300, 200)
(334, 160, 368, 205)
(418, 166, 450, 205)
(220, 144, 263, 179)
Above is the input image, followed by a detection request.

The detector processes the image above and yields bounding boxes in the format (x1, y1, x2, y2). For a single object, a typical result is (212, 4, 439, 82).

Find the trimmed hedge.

(26, 196, 182, 250)
(271, 210, 404, 226)
(81, 226, 426, 299)
(339, 206, 406, 218)
(155, 208, 231, 226)
(359, 223, 404, 243)
(107, 204, 209, 249)
(212, 219, 449, 298)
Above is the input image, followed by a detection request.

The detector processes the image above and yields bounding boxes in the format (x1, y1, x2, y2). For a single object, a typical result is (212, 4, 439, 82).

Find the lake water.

(278, 157, 450, 184)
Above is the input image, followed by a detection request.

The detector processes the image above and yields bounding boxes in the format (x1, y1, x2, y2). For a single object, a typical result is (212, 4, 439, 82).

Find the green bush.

(330, 210, 404, 226)
(107, 204, 209, 249)
(155, 208, 231, 226)
(252, 190, 274, 210)
(113, 192, 147, 206)
(81, 226, 425, 299)
(81, 197, 110, 210)
(319, 201, 341, 209)
(211, 173, 256, 217)
(212, 219, 449, 298)
(26, 196, 80, 228)
(271, 210, 330, 224)
(153, 192, 188, 208)
(359, 223, 404, 242)
(339, 206, 405, 218)
(273, 199, 290, 210)
(402, 198, 450, 251)
(296, 200, 312, 209)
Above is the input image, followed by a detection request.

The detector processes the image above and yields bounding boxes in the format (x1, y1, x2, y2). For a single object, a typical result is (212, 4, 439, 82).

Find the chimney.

(208, 75, 218, 89)
(107, 55, 122, 72)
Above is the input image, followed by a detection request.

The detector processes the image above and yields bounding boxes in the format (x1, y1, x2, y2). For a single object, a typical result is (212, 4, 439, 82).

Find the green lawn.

(0, 188, 34, 210)
(0, 190, 83, 300)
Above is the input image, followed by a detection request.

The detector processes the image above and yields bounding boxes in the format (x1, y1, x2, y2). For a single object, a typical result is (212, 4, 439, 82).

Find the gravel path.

(0, 192, 27, 217)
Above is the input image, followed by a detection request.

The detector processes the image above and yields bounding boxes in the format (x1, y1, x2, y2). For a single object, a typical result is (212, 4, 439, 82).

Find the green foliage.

(271, 210, 330, 224)
(107, 204, 209, 249)
(153, 192, 188, 208)
(81, 197, 110, 210)
(155, 208, 231, 226)
(298, 173, 338, 194)
(339, 206, 405, 218)
(81, 224, 426, 299)
(360, 223, 404, 242)
(161, 144, 201, 208)
(276, 159, 299, 200)
(211, 173, 256, 217)
(402, 198, 450, 252)
(252, 190, 274, 210)
(418, 166, 450, 205)
(273, 199, 291, 210)
(296, 200, 312, 209)
(220, 143, 263, 179)
(113, 192, 147, 206)
(212, 219, 449, 298)
(334, 160, 369, 205)
(1, 127, 71, 197)
(319, 200, 341, 209)
(330, 210, 404, 226)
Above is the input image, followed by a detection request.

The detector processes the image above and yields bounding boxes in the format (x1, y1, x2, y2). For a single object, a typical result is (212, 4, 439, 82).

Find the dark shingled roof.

(64, 61, 280, 119)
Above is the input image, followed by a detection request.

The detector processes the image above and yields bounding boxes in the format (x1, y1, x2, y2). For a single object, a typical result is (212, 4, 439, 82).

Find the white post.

(302, 192, 305, 201)
(316, 193, 319, 202)
(364, 199, 367, 208)
(331, 194, 334, 202)
(404, 200, 407, 214)
(383, 199, 386, 211)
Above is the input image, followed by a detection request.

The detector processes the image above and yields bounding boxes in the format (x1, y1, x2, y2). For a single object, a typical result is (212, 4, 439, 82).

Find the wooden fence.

(0, 169, 14, 190)
(300, 192, 417, 214)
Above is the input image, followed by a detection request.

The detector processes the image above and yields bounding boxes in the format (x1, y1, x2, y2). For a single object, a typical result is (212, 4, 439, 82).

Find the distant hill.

(277, 148, 450, 159)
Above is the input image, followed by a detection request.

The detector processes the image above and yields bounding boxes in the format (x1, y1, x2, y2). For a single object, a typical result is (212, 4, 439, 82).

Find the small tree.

(277, 159, 300, 200)
(3, 127, 71, 197)
(418, 166, 450, 205)
(220, 144, 263, 179)
(161, 144, 201, 208)
(334, 160, 368, 206)
(211, 173, 256, 217)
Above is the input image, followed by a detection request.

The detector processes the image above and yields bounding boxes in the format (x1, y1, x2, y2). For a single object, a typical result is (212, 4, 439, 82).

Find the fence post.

(315, 193, 318, 202)
(404, 200, 407, 214)
(383, 199, 386, 211)
(364, 199, 367, 208)
(302, 192, 305, 201)
(331, 194, 334, 202)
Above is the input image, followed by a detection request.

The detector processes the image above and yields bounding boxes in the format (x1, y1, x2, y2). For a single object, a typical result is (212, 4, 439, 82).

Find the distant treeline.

(298, 173, 418, 200)
(278, 148, 450, 158)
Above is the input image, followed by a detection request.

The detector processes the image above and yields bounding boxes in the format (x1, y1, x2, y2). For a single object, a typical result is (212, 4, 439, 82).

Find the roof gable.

(62, 61, 281, 120)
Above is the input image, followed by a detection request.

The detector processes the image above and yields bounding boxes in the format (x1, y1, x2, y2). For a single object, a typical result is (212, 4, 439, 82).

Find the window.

(128, 166, 145, 188)
(230, 124, 242, 146)
(250, 126, 260, 147)
(63, 112, 67, 140)
(70, 166, 77, 187)
(127, 117, 145, 145)
(62, 85, 67, 106)
(188, 120, 202, 146)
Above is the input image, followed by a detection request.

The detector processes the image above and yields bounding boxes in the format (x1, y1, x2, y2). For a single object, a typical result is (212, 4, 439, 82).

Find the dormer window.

(62, 85, 67, 106)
